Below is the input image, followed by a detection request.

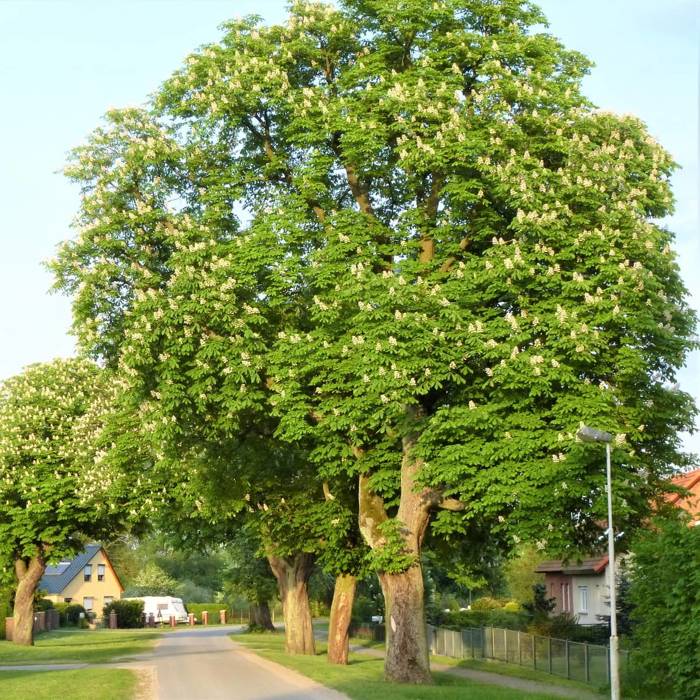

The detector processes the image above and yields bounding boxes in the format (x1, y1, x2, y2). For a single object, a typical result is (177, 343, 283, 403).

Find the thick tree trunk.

(357, 418, 440, 684)
(250, 601, 275, 631)
(13, 554, 46, 646)
(267, 552, 315, 655)
(327, 573, 357, 665)
(379, 566, 430, 683)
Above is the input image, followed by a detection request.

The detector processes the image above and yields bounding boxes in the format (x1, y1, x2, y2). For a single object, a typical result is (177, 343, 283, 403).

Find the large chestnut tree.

(52, 0, 696, 681)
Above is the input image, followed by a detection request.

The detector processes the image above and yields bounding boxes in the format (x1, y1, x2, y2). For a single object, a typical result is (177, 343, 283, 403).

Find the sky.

(0, 0, 698, 450)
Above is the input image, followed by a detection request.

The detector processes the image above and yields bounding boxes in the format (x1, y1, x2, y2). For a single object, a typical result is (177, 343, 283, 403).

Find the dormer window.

(84, 564, 92, 582)
(98, 564, 105, 582)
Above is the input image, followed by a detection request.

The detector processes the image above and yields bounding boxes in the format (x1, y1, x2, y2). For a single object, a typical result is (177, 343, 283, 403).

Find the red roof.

(666, 468, 700, 524)
(536, 555, 609, 575)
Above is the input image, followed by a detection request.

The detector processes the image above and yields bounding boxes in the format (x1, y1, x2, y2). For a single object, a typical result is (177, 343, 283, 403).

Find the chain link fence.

(428, 624, 628, 688)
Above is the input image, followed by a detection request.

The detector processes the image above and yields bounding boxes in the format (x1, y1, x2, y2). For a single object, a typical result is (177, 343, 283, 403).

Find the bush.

(34, 598, 54, 612)
(53, 602, 87, 626)
(103, 599, 144, 629)
(440, 608, 530, 631)
(503, 600, 521, 613)
(470, 596, 503, 611)
(626, 516, 700, 700)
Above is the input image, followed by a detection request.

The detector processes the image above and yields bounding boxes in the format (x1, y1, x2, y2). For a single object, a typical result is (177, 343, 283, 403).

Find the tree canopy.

(51, 0, 697, 680)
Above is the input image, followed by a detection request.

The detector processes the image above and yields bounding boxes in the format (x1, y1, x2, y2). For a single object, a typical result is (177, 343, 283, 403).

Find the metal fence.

(428, 624, 628, 688)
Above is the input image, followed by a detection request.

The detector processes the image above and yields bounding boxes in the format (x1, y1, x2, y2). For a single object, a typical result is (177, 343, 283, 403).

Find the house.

(665, 467, 700, 526)
(535, 555, 611, 625)
(535, 469, 700, 624)
(39, 544, 123, 616)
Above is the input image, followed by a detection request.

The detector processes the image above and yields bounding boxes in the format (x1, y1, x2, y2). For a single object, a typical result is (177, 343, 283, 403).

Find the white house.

(535, 555, 611, 625)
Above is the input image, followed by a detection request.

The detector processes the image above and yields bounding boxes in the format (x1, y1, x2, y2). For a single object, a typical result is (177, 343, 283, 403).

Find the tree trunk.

(250, 601, 275, 631)
(357, 418, 437, 683)
(327, 573, 357, 665)
(379, 566, 431, 682)
(267, 552, 315, 655)
(13, 553, 46, 646)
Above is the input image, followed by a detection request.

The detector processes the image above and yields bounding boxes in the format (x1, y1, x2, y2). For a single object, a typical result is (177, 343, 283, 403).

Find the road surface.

(151, 625, 347, 700)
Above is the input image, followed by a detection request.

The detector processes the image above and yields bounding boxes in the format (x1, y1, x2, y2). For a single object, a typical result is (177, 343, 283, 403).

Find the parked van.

(125, 596, 189, 623)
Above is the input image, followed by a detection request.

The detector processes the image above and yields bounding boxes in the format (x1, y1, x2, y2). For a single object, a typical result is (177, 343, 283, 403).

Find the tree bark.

(250, 601, 275, 631)
(356, 417, 435, 683)
(13, 553, 46, 646)
(379, 565, 431, 683)
(327, 573, 357, 665)
(267, 552, 315, 655)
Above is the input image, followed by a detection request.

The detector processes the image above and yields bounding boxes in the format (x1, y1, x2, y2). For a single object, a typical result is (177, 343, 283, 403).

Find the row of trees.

(1, 0, 696, 683)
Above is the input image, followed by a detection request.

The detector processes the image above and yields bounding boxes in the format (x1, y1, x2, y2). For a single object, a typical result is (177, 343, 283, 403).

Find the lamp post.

(577, 425, 620, 700)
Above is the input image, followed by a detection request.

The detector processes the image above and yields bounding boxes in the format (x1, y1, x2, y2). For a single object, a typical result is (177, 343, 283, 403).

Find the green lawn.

(0, 668, 138, 700)
(233, 632, 565, 700)
(430, 653, 603, 696)
(0, 628, 161, 665)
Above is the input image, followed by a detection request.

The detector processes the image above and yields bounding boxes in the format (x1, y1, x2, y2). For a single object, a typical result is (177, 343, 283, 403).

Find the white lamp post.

(577, 424, 620, 700)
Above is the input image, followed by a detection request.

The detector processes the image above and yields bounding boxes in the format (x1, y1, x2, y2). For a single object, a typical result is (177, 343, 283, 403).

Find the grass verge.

(431, 653, 602, 695)
(233, 631, 565, 699)
(0, 628, 161, 665)
(0, 668, 137, 700)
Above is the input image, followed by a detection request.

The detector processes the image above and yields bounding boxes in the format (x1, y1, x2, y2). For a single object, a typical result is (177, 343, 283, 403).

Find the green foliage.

(185, 603, 233, 623)
(54, 603, 87, 627)
(627, 516, 700, 700)
(523, 583, 556, 619)
(368, 520, 417, 574)
(221, 529, 278, 607)
(502, 545, 546, 604)
(0, 359, 125, 567)
(471, 596, 504, 612)
(123, 562, 179, 597)
(50, 1, 698, 586)
(33, 598, 54, 612)
(439, 608, 530, 631)
(0, 586, 11, 639)
(103, 599, 144, 629)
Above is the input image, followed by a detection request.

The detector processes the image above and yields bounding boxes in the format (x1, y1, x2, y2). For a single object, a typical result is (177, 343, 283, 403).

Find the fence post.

(584, 643, 590, 683)
(491, 627, 495, 659)
(565, 639, 570, 679)
(518, 630, 522, 666)
(533, 634, 537, 669)
(548, 637, 552, 674)
(503, 628, 508, 662)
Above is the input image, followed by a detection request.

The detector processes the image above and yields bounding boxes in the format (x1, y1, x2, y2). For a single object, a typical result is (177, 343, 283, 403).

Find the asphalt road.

(152, 625, 348, 700)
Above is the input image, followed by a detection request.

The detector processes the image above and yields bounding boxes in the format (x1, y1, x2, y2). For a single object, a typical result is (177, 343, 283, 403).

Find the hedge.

(103, 599, 144, 629)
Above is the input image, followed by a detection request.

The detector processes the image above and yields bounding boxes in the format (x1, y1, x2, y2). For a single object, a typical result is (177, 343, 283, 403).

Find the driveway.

(149, 625, 347, 700)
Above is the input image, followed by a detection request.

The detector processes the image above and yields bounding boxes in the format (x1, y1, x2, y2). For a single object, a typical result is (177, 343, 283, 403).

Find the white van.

(126, 596, 189, 623)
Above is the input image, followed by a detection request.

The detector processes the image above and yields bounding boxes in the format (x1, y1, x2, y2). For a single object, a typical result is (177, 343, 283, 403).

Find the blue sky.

(1, 1, 697, 451)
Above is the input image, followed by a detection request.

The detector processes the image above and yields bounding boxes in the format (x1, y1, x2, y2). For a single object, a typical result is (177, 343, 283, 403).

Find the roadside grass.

(430, 653, 604, 696)
(234, 632, 565, 700)
(0, 668, 137, 700)
(0, 628, 161, 665)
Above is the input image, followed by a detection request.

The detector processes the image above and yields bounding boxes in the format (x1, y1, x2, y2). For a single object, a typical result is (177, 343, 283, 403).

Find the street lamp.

(577, 424, 620, 700)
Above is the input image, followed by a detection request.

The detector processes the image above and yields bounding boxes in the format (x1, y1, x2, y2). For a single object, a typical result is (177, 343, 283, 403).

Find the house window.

(84, 564, 92, 582)
(97, 564, 105, 582)
(579, 586, 589, 614)
(560, 582, 571, 612)
(103, 596, 114, 611)
(63, 597, 72, 603)
(83, 597, 94, 612)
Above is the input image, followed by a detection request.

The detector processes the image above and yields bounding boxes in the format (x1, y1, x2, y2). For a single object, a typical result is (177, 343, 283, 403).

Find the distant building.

(535, 555, 611, 625)
(39, 544, 123, 615)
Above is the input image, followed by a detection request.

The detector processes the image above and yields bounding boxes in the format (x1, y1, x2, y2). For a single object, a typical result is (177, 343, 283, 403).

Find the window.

(97, 564, 105, 582)
(84, 564, 92, 582)
(63, 597, 72, 603)
(579, 586, 589, 614)
(103, 596, 114, 611)
(83, 597, 94, 612)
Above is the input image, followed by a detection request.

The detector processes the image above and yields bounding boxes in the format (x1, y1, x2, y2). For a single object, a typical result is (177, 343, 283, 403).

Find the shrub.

(54, 602, 87, 626)
(103, 599, 143, 628)
(503, 600, 521, 613)
(441, 608, 530, 631)
(471, 596, 503, 611)
(34, 598, 54, 612)
(626, 516, 700, 700)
